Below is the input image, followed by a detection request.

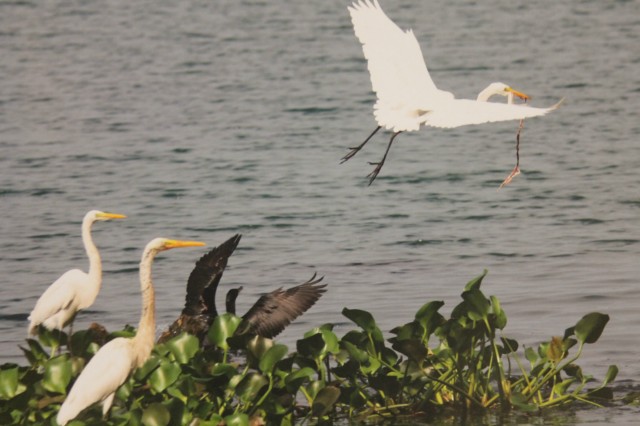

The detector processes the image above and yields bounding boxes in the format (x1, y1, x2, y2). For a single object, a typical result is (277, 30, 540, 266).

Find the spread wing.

(349, 0, 448, 131)
(183, 234, 241, 317)
(424, 99, 563, 129)
(240, 274, 327, 338)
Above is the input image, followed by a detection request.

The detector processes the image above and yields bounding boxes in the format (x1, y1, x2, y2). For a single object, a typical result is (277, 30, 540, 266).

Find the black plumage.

(227, 273, 326, 339)
(157, 234, 241, 343)
(158, 234, 327, 344)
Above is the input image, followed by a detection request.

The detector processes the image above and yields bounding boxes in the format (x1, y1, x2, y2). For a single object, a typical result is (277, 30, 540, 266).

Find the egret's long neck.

(476, 87, 494, 102)
(134, 248, 157, 367)
(81, 216, 102, 296)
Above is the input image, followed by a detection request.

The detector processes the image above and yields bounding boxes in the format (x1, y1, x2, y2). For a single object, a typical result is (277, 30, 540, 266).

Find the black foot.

(341, 146, 362, 163)
(341, 125, 381, 164)
(366, 161, 385, 186)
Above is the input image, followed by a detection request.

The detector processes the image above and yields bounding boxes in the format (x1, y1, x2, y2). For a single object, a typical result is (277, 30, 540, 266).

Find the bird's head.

(86, 210, 127, 222)
(88, 210, 127, 221)
(478, 82, 530, 102)
(145, 238, 206, 254)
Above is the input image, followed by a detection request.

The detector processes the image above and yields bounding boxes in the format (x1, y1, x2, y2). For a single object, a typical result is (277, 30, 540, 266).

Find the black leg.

(499, 119, 524, 189)
(367, 131, 402, 185)
(341, 125, 381, 163)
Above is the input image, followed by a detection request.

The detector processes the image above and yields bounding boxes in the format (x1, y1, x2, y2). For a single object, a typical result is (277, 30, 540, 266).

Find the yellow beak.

(164, 240, 206, 249)
(98, 212, 127, 220)
(507, 87, 530, 101)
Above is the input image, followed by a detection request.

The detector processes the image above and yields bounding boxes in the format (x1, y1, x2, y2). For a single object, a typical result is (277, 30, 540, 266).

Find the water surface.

(1, 0, 639, 421)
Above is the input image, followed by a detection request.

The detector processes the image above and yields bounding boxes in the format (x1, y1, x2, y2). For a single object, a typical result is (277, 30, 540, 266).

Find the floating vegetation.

(0, 271, 618, 425)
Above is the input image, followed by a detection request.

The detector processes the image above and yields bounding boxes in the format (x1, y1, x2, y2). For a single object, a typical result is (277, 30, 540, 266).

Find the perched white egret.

(343, 0, 562, 185)
(28, 210, 127, 336)
(56, 238, 206, 425)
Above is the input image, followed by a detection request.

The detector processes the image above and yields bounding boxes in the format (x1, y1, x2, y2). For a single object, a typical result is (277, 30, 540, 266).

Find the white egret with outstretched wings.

(342, 0, 562, 185)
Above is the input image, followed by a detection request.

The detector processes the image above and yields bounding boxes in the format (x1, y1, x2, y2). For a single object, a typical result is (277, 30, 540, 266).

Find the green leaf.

(164, 398, 186, 425)
(490, 295, 507, 330)
(296, 333, 326, 358)
(587, 387, 614, 400)
(0, 366, 20, 399)
(165, 332, 199, 364)
(500, 337, 518, 354)
(464, 269, 488, 292)
(37, 327, 66, 350)
(553, 378, 576, 395)
(42, 355, 72, 394)
(391, 339, 427, 364)
(134, 355, 161, 381)
(462, 287, 490, 321)
(563, 364, 583, 381)
(340, 341, 368, 364)
(342, 308, 378, 334)
(141, 402, 170, 426)
(208, 313, 242, 350)
(575, 312, 609, 344)
(602, 365, 618, 387)
(236, 372, 268, 403)
(284, 367, 315, 393)
(318, 328, 340, 354)
(148, 359, 181, 393)
(210, 363, 238, 378)
(259, 344, 288, 374)
(510, 391, 538, 412)
(247, 335, 274, 365)
(311, 385, 340, 417)
(414, 301, 445, 335)
(21, 339, 49, 366)
(224, 413, 249, 426)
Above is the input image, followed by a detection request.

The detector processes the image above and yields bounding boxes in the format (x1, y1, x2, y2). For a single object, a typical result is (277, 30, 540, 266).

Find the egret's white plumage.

(344, 0, 562, 184)
(28, 210, 126, 336)
(56, 238, 206, 425)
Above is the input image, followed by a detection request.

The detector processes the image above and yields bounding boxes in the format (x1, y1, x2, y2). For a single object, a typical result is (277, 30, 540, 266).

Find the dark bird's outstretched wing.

(236, 274, 327, 338)
(184, 234, 241, 317)
(158, 234, 241, 343)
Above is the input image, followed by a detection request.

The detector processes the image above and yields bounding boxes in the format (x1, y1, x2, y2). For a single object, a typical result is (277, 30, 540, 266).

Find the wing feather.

(57, 338, 134, 425)
(349, 0, 449, 131)
(28, 269, 87, 334)
(242, 274, 327, 338)
(424, 99, 562, 129)
(184, 234, 241, 316)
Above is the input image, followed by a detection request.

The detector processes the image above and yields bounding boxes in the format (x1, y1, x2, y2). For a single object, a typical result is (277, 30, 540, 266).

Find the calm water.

(1, 0, 639, 421)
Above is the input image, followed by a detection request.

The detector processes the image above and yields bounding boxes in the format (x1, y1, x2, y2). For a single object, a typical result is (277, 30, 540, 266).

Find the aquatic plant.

(0, 271, 616, 425)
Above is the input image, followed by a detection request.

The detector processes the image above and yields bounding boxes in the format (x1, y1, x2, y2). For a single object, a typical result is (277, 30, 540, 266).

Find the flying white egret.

(343, 0, 562, 185)
(28, 210, 126, 337)
(56, 238, 206, 425)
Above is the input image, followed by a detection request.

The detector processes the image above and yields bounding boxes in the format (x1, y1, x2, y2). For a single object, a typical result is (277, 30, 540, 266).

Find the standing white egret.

(343, 0, 562, 185)
(28, 210, 127, 336)
(56, 238, 206, 425)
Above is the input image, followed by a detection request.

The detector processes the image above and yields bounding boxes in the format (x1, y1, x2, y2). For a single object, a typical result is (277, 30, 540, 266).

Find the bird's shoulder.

(49, 269, 91, 290)
(30, 270, 89, 318)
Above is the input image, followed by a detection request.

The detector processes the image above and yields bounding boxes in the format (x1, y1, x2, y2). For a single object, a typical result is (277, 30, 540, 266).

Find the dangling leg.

(341, 125, 381, 163)
(499, 119, 524, 189)
(367, 131, 402, 185)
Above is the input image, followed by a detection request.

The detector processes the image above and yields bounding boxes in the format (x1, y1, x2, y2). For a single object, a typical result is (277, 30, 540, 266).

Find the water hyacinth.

(0, 271, 619, 425)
